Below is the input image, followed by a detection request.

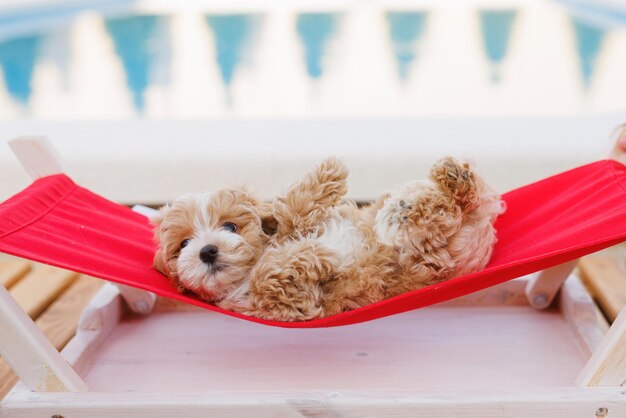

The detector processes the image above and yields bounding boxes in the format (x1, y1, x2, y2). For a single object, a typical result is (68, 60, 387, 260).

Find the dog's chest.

(314, 217, 364, 259)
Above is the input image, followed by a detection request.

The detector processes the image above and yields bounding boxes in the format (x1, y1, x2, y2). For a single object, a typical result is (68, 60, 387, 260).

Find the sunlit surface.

(1, 0, 626, 118)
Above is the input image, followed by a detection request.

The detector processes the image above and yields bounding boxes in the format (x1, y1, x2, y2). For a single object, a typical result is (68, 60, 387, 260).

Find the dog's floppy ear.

(153, 247, 169, 275)
(150, 204, 170, 274)
(429, 157, 480, 212)
(235, 187, 278, 236)
(257, 201, 278, 235)
(150, 203, 170, 229)
(153, 246, 186, 293)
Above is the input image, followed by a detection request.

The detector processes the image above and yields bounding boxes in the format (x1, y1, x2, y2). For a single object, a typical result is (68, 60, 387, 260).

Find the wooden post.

(9, 136, 157, 315)
(0, 282, 87, 392)
(560, 275, 607, 356)
(576, 305, 626, 386)
(525, 260, 578, 309)
(8, 136, 65, 178)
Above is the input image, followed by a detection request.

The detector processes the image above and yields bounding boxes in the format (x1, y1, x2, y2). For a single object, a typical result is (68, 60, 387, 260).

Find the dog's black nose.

(199, 245, 219, 264)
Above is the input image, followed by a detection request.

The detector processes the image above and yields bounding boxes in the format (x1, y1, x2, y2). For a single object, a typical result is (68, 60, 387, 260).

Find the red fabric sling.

(1, 160, 626, 328)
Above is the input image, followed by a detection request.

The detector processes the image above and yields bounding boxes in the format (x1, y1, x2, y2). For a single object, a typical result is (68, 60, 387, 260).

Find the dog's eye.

(222, 222, 238, 233)
(180, 239, 190, 249)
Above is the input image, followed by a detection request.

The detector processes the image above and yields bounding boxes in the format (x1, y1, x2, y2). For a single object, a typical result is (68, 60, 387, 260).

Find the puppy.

(248, 157, 504, 321)
(152, 188, 276, 310)
(153, 157, 503, 322)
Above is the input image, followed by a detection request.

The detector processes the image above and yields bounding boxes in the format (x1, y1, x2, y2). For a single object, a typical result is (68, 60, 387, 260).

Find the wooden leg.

(0, 282, 87, 392)
(8, 136, 65, 178)
(525, 260, 578, 309)
(579, 256, 626, 322)
(560, 275, 607, 356)
(0, 275, 101, 399)
(114, 284, 156, 315)
(9, 136, 157, 315)
(577, 305, 626, 386)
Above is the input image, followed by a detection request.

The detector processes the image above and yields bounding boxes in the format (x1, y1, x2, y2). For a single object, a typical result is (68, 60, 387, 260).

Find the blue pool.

(0, 0, 625, 118)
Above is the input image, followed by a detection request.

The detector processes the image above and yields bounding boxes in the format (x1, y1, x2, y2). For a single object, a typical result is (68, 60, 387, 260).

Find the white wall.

(0, 115, 621, 204)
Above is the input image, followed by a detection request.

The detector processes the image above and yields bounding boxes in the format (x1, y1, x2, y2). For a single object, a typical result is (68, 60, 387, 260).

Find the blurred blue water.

(0, 5, 623, 111)
(479, 10, 517, 82)
(296, 13, 339, 79)
(0, 36, 40, 104)
(571, 18, 606, 88)
(386, 12, 427, 80)
(106, 15, 159, 110)
(206, 14, 258, 86)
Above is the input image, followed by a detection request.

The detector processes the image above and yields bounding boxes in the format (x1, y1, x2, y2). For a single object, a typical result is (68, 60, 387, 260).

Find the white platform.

(81, 304, 586, 393)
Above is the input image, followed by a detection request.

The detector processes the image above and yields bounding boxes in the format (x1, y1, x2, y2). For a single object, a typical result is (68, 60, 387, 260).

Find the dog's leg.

(249, 240, 340, 321)
(376, 158, 489, 285)
(394, 199, 459, 285)
(429, 156, 481, 212)
(272, 157, 348, 242)
(374, 161, 473, 285)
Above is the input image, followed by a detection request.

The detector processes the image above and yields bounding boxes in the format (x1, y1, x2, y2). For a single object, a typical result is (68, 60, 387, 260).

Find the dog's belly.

(314, 217, 363, 264)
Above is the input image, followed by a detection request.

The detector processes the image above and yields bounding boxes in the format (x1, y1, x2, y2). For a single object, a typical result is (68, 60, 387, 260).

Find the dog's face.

(152, 189, 275, 302)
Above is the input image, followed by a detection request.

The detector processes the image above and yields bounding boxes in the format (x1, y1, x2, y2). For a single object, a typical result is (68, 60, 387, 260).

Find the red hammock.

(1, 160, 626, 328)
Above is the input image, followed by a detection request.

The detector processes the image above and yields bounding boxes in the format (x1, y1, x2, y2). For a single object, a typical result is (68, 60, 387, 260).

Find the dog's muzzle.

(199, 244, 219, 264)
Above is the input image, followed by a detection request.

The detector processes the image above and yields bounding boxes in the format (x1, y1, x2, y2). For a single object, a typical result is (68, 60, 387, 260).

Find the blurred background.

(1, 0, 625, 204)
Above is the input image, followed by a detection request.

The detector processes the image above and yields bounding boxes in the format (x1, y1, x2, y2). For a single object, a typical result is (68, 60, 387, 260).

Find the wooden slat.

(63, 284, 124, 376)
(0, 276, 102, 399)
(3, 388, 626, 418)
(35, 276, 103, 349)
(579, 256, 626, 322)
(560, 276, 606, 356)
(9, 265, 78, 318)
(577, 305, 626, 386)
(0, 257, 31, 289)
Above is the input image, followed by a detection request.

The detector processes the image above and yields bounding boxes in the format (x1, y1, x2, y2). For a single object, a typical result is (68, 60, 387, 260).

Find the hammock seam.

(0, 181, 79, 240)
(610, 160, 626, 193)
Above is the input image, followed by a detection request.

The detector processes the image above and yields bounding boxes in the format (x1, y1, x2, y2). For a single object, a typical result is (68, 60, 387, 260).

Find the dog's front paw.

(250, 265, 324, 321)
(249, 242, 338, 321)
